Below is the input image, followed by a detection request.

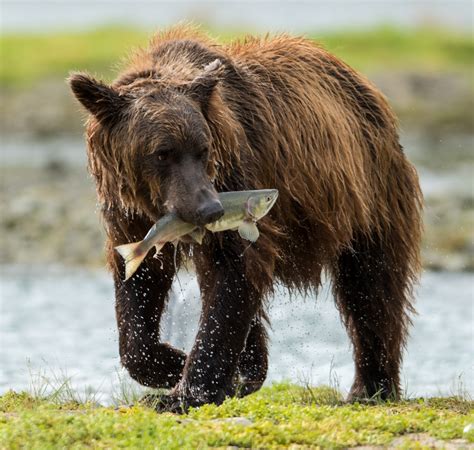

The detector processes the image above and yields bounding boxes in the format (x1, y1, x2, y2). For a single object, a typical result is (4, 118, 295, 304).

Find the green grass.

(312, 26, 474, 73)
(0, 25, 472, 88)
(1, 383, 473, 449)
(0, 26, 149, 88)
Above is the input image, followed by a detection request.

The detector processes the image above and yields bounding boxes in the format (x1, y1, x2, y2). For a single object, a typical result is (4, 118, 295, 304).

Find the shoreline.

(1, 150, 472, 272)
(1, 69, 472, 139)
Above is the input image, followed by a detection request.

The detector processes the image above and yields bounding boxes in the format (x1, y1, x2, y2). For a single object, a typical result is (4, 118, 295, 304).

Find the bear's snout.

(169, 183, 224, 226)
(195, 199, 224, 226)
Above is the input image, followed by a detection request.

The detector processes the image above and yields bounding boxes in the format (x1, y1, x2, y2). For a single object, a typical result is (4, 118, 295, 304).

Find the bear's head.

(68, 59, 226, 226)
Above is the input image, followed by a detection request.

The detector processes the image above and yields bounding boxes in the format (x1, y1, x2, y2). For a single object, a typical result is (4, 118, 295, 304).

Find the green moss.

(1, 25, 472, 89)
(1, 384, 473, 449)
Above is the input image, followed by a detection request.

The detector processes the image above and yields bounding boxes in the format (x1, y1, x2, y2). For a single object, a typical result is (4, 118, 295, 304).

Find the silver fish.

(115, 189, 278, 281)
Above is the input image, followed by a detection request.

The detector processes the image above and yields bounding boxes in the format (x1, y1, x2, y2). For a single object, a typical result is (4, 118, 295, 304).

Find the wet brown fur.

(70, 25, 423, 409)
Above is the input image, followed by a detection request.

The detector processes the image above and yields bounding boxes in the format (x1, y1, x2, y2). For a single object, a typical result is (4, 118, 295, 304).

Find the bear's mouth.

(163, 199, 174, 212)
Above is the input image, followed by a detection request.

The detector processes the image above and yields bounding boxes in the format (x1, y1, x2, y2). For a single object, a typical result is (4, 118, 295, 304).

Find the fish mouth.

(263, 189, 279, 214)
(253, 189, 279, 220)
(268, 189, 279, 209)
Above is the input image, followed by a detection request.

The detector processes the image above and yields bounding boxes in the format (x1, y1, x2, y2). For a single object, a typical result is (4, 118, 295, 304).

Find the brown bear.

(69, 25, 422, 411)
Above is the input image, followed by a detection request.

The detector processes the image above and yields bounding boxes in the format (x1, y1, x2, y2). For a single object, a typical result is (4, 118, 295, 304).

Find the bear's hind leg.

(331, 233, 417, 401)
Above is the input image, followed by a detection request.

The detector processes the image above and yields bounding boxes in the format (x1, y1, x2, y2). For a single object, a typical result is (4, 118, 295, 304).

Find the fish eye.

(266, 195, 272, 202)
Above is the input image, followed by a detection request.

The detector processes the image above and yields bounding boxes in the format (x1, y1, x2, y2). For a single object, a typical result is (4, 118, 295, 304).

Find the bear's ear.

(68, 72, 127, 123)
(187, 59, 225, 107)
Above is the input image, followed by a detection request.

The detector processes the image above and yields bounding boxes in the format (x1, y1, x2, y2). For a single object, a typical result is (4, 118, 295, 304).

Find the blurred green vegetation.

(0, 27, 148, 88)
(316, 26, 473, 73)
(1, 25, 472, 88)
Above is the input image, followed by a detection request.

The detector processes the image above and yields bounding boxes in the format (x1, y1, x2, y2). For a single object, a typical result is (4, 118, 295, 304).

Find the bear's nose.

(195, 200, 224, 225)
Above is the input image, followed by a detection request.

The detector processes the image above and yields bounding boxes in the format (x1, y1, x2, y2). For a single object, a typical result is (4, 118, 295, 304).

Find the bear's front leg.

(103, 209, 187, 390)
(162, 232, 265, 411)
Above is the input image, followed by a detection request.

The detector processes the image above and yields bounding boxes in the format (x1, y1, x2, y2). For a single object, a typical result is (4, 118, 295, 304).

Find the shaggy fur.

(69, 25, 422, 410)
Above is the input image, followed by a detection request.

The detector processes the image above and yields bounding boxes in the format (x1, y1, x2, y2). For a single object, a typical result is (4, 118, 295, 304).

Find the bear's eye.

(156, 148, 171, 162)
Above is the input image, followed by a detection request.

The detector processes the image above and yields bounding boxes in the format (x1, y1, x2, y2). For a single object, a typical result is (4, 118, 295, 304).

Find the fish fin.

(172, 240, 179, 272)
(188, 227, 205, 245)
(115, 242, 148, 281)
(115, 242, 140, 262)
(153, 243, 165, 258)
(238, 220, 259, 242)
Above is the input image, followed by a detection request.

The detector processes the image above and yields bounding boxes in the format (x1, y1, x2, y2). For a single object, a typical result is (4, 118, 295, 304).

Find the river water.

(2, 1, 471, 33)
(1, 267, 472, 403)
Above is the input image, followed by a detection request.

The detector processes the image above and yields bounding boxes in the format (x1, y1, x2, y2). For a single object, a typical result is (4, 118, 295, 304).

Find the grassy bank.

(1, 384, 473, 449)
(1, 25, 472, 88)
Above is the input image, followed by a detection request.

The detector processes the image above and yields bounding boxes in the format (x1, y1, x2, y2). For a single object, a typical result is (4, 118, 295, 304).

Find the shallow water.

(1, 267, 472, 402)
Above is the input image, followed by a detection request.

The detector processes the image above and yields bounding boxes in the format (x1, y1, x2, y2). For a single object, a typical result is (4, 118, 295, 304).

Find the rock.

(464, 423, 474, 434)
(176, 417, 253, 427)
(211, 417, 253, 426)
(389, 433, 472, 449)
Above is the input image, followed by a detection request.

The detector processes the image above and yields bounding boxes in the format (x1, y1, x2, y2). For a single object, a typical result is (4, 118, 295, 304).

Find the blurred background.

(1, 1, 473, 402)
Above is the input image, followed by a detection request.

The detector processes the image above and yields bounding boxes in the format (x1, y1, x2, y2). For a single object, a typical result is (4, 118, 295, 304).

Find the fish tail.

(115, 242, 147, 281)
